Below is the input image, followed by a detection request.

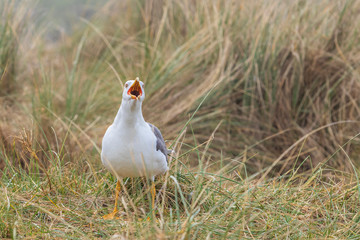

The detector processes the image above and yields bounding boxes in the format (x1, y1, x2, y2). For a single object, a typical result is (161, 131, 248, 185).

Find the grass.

(1, 138, 360, 239)
(1, 146, 360, 238)
(1, 0, 360, 238)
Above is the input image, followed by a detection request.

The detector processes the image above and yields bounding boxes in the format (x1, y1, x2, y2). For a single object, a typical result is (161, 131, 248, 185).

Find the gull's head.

(122, 77, 145, 102)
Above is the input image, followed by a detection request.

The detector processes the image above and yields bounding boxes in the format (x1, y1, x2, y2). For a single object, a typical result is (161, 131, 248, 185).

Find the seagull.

(101, 77, 170, 220)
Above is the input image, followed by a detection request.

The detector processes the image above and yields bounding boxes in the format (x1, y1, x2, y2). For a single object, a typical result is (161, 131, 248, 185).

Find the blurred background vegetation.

(1, 0, 359, 174)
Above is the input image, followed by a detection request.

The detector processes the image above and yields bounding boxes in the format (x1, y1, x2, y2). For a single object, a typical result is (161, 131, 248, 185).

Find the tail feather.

(167, 149, 174, 155)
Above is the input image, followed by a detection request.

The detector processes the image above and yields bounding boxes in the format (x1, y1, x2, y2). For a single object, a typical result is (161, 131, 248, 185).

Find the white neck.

(113, 99, 145, 126)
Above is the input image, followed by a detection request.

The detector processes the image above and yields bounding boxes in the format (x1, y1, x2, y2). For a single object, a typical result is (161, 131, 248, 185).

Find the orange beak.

(127, 79, 142, 100)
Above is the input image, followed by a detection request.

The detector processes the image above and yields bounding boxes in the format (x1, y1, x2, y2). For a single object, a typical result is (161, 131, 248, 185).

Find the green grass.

(1, 138, 360, 239)
(1, 0, 360, 238)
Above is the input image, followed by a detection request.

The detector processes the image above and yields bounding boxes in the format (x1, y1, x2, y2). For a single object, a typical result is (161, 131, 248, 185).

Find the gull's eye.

(125, 83, 129, 88)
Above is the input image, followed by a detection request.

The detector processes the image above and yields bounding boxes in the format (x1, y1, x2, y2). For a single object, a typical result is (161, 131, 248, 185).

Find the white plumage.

(101, 78, 168, 178)
(101, 77, 169, 219)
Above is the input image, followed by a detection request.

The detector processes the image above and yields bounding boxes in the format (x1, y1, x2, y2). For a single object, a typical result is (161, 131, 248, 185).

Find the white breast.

(101, 122, 168, 178)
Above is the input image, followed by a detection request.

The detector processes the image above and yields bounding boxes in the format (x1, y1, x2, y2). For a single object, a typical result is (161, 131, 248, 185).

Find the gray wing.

(147, 123, 169, 161)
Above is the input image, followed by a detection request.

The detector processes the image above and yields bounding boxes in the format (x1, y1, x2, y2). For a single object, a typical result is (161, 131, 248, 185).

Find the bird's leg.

(151, 180, 156, 210)
(103, 180, 121, 220)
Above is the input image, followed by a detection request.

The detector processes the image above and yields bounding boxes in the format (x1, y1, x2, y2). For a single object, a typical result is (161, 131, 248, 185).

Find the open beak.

(127, 79, 142, 100)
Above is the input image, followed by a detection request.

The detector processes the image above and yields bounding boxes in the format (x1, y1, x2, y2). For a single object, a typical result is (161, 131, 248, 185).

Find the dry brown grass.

(1, 0, 360, 175)
(72, 0, 360, 174)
